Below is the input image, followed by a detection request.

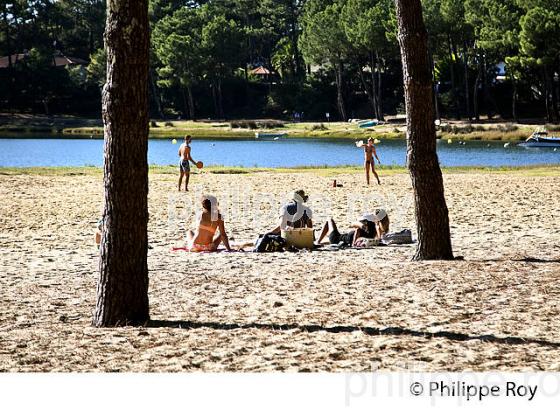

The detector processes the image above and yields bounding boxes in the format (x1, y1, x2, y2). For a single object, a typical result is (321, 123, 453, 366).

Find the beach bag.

(281, 228, 314, 250)
(253, 234, 286, 253)
(381, 229, 413, 245)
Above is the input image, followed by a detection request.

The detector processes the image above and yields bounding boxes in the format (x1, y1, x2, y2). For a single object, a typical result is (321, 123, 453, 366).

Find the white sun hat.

(362, 209, 387, 222)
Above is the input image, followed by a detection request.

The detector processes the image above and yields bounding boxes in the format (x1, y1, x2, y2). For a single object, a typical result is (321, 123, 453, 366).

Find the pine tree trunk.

(376, 52, 384, 121)
(149, 69, 164, 118)
(395, 0, 454, 261)
(358, 53, 377, 118)
(187, 84, 195, 120)
(463, 42, 471, 121)
(93, 0, 150, 327)
(334, 61, 347, 121)
(512, 81, 518, 122)
(473, 57, 481, 121)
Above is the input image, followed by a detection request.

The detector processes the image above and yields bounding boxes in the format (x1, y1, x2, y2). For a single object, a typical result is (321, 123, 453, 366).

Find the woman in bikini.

(356, 137, 381, 185)
(185, 195, 232, 252)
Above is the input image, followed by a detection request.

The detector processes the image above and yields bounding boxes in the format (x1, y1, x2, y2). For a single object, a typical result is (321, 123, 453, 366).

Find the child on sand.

(178, 135, 198, 191)
(356, 137, 381, 185)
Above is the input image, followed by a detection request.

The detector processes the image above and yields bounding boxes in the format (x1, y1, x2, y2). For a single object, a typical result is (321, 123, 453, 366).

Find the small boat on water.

(357, 119, 379, 128)
(255, 132, 287, 139)
(518, 131, 560, 148)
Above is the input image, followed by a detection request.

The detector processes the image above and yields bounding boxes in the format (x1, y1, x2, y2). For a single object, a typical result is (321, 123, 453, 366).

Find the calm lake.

(0, 136, 559, 168)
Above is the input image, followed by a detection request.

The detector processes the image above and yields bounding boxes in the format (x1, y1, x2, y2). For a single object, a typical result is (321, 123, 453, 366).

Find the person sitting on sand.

(356, 137, 381, 185)
(316, 209, 389, 247)
(268, 189, 313, 235)
(178, 135, 198, 191)
(185, 195, 233, 252)
(94, 219, 103, 248)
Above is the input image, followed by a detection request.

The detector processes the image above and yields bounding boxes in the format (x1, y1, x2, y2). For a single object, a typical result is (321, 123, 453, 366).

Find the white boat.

(255, 132, 287, 139)
(518, 131, 560, 148)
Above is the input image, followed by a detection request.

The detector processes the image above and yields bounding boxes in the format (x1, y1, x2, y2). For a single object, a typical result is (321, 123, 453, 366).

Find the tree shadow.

(146, 320, 560, 348)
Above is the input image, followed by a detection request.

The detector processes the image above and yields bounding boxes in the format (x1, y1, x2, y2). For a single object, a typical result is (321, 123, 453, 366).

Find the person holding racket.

(178, 135, 203, 191)
(356, 137, 381, 185)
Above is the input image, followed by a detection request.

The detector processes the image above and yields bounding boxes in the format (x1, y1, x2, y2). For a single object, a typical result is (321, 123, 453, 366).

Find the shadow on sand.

(147, 320, 560, 348)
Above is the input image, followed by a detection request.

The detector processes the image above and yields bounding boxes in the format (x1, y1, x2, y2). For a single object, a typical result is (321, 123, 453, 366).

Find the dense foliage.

(0, 0, 559, 121)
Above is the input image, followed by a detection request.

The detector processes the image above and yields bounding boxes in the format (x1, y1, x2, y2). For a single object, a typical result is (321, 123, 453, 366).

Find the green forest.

(1, 0, 559, 122)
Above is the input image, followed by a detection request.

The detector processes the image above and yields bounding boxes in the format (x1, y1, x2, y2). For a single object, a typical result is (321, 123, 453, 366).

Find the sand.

(0, 169, 559, 372)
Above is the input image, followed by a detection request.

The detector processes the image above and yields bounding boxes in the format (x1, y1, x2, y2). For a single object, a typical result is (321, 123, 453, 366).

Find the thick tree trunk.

(395, 0, 453, 261)
(93, 0, 150, 327)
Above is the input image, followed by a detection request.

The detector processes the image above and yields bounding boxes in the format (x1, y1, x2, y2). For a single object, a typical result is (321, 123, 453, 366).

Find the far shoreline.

(1, 164, 558, 177)
(1, 114, 556, 141)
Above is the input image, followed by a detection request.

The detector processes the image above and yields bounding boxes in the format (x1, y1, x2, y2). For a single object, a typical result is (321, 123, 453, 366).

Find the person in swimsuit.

(356, 137, 381, 185)
(185, 195, 232, 252)
(178, 135, 197, 191)
(315, 209, 390, 246)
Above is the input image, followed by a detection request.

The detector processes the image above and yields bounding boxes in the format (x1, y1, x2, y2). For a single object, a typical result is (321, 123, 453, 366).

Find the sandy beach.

(1, 167, 559, 372)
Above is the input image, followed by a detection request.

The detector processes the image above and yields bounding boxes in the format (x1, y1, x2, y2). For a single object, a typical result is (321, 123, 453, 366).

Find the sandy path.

(0, 170, 559, 371)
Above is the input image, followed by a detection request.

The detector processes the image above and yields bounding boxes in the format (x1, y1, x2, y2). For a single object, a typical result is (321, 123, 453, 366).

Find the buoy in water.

(172, 139, 177, 144)
(447, 139, 452, 144)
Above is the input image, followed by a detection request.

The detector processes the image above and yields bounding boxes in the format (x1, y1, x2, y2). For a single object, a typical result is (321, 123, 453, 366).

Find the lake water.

(0, 136, 559, 168)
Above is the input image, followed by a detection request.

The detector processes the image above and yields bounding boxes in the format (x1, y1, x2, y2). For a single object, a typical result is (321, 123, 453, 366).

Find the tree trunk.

(149, 69, 164, 118)
(463, 42, 471, 121)
(447, 36, 459, 119)
(429, 49, 439, 121)
(512, 81, 518, 122)
(473, 57, 481, 121)
(93, 0, 150, 327)
(358, 53, 377, 118)
(217, 78, 224, 119)
(543, 67, 552, 122)
(395, 0, 454, 261)
(187, 84, 195, 120)
(334, 61, 347, 121)
(211, 80, 219, 118)
(376, 51, 384, 121)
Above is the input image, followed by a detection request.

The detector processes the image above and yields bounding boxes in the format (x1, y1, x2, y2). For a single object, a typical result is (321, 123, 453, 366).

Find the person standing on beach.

(178, 135, 197, 191)
(356, 137, 381, 185)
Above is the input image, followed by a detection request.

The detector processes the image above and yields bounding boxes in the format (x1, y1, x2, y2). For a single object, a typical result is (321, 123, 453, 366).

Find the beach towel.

(354, 237, 381, 248)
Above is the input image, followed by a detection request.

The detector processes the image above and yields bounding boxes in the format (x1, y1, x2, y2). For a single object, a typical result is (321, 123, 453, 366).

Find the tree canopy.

(0, 0, 559, 121)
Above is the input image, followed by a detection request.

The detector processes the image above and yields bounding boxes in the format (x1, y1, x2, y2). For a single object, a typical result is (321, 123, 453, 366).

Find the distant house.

(495, 62, 506, 82)
(0, 51, 88, 69)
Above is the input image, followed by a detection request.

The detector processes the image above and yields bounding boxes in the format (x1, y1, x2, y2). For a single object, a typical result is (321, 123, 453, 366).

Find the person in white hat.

(315, 209, 389, 246)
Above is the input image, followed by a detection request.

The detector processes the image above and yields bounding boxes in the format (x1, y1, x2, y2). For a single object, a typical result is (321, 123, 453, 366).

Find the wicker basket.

(281, 228, 314, 250)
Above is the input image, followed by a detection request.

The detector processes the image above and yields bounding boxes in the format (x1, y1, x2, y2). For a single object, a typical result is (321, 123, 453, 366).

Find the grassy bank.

(1, 115, 554, 141)
(1, 164, 559, 177)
